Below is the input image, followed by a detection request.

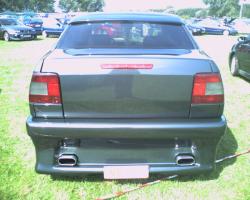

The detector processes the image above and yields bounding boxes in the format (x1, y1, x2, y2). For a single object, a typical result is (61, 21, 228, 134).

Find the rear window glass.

(57, 21, 194, 49)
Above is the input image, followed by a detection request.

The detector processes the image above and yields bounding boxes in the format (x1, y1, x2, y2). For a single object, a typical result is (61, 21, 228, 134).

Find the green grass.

(0, 36, 250, 200)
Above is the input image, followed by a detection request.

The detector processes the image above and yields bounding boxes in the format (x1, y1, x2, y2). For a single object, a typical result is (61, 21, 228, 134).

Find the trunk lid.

(42, 49, 213, 119)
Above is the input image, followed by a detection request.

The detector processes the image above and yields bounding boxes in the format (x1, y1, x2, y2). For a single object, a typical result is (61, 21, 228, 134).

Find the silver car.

(26, 13, 227, 179)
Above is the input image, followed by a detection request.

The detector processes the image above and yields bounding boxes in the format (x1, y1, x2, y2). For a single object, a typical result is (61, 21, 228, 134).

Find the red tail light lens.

(192, 73, 224, 104)
(29, 73, 61, 104)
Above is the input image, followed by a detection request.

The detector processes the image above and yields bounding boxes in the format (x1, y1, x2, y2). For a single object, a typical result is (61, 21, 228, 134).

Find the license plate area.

(104, 165, 149, 179)
(23, 35, 31, 38)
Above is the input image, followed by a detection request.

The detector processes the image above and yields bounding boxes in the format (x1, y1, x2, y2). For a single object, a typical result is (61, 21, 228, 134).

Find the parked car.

(187, 24, 205, 35)
(56, 17, 70, 25)
(18, 16, 43, 35)
(185, 19, 205, 35)
(229, 35, 250, 79)
(26, 13, 227, 178)
(229, 18, 250, 34)
(196, 19, 237, 35)
(42, 18, 65, 38)
(0, 18, 37, 41)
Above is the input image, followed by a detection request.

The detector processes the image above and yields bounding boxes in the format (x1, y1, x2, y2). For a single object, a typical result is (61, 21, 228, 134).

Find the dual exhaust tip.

(58, 154, 78, 167)
(57, 154, 195, 167)
(176, 155, 195, 166)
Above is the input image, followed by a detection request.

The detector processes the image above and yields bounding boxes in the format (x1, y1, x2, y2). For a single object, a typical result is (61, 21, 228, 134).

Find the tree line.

(0, 0, 250, 18)
(203, 0, 250, 18)
(59, 0, 104, 12)
(177, 0, 250, 18)
(0, 0, 104, 13)
(0, 0, 55, 12)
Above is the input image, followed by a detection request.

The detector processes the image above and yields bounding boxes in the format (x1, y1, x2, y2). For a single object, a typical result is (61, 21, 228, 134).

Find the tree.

(176, 8, 203, 18)
(195, 9, 209, 18)
(59, 0, 104, 12)
(59, 0, 78, 12)
(203, 0, 240, 17)
(0, 0, 55, 12)
(84, 0, 104, 12)
(242, 4, 250, 18)
(29, 0, 55, 12)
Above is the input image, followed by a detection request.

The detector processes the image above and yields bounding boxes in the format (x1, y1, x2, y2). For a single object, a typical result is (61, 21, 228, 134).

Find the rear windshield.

(57, 21, 194, 50)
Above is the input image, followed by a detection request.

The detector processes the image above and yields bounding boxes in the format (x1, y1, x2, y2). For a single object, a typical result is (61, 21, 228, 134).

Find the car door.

(236, 36, 250, 74)
(202, 23, 223, 35)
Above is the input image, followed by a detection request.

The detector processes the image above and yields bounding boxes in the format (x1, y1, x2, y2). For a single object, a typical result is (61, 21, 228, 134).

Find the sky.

(104, 0, 207, 11)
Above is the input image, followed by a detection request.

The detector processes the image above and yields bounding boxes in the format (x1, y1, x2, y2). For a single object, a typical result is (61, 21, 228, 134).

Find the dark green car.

(229, 35, 250, 79)
(0, 18, 37, 41)
(26, 13, 227, 179)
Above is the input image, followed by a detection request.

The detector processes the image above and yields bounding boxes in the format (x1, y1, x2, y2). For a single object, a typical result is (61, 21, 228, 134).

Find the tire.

(42, 31, 48, 38)
(230, 55, 239, 76)
(3, 32, 10, 41)
(223, 30, 230, 36)
(33, 35, 37, 40)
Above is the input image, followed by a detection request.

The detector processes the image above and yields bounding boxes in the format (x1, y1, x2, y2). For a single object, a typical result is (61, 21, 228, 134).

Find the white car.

(231, 19, 250, 34)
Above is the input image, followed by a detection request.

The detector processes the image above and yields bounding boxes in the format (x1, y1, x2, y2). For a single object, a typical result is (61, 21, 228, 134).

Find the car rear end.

(41, 18, 65, 37)
(8, 28, 37, 40)
(25, 18, 43, 35)
(43, 27, 63, 37)
(26, 13, 226, 178)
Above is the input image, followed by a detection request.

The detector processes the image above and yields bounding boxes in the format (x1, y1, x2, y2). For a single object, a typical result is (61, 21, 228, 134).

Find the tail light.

(29, 73, 61, 104)
(192, 73, 224, 104)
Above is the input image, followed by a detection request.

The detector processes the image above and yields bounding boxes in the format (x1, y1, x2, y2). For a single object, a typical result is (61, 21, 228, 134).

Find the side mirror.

(238, 36, 247, 42)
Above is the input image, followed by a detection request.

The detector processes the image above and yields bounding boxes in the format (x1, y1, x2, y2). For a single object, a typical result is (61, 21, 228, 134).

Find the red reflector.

(29, 73, 61, 104)
(101, 64, 153, 69)
(192, 73, 224, 104)
(192, 95, 224, 104)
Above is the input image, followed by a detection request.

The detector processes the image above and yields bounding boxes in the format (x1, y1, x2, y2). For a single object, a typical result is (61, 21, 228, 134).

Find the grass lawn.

(0, 36, 250, 200)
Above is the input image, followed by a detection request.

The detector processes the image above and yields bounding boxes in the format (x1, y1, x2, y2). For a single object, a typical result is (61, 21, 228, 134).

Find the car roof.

(70, 12, 184, 24)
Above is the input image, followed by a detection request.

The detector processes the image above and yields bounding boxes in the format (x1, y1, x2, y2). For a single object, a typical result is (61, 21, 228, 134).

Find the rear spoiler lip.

(63, 48, 192, 56)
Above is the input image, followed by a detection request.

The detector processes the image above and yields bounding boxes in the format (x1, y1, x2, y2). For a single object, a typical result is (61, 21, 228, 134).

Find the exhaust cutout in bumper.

(58, 154, 78, 167)
(176, 155, 195, 166)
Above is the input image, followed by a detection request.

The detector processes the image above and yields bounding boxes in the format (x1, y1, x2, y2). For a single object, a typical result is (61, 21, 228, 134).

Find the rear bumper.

(230, 30, 238, 35)
(44, 30, 63, 36)
(26, 116, 227, 176)
(34, 28, 42, 35)
(9, 33, 36, 40)
(47, 32, 62, 36)
(27, 116, 226, 139)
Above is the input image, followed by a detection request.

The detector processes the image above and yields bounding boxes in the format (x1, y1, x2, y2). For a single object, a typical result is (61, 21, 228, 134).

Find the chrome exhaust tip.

(58, 154, 78, 167)
(176, 155, 195, 166)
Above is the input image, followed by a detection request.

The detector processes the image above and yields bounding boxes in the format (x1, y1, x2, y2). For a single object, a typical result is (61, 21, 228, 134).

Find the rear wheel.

(230, 55, 239, 76)
(4, 32, 10, 41)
